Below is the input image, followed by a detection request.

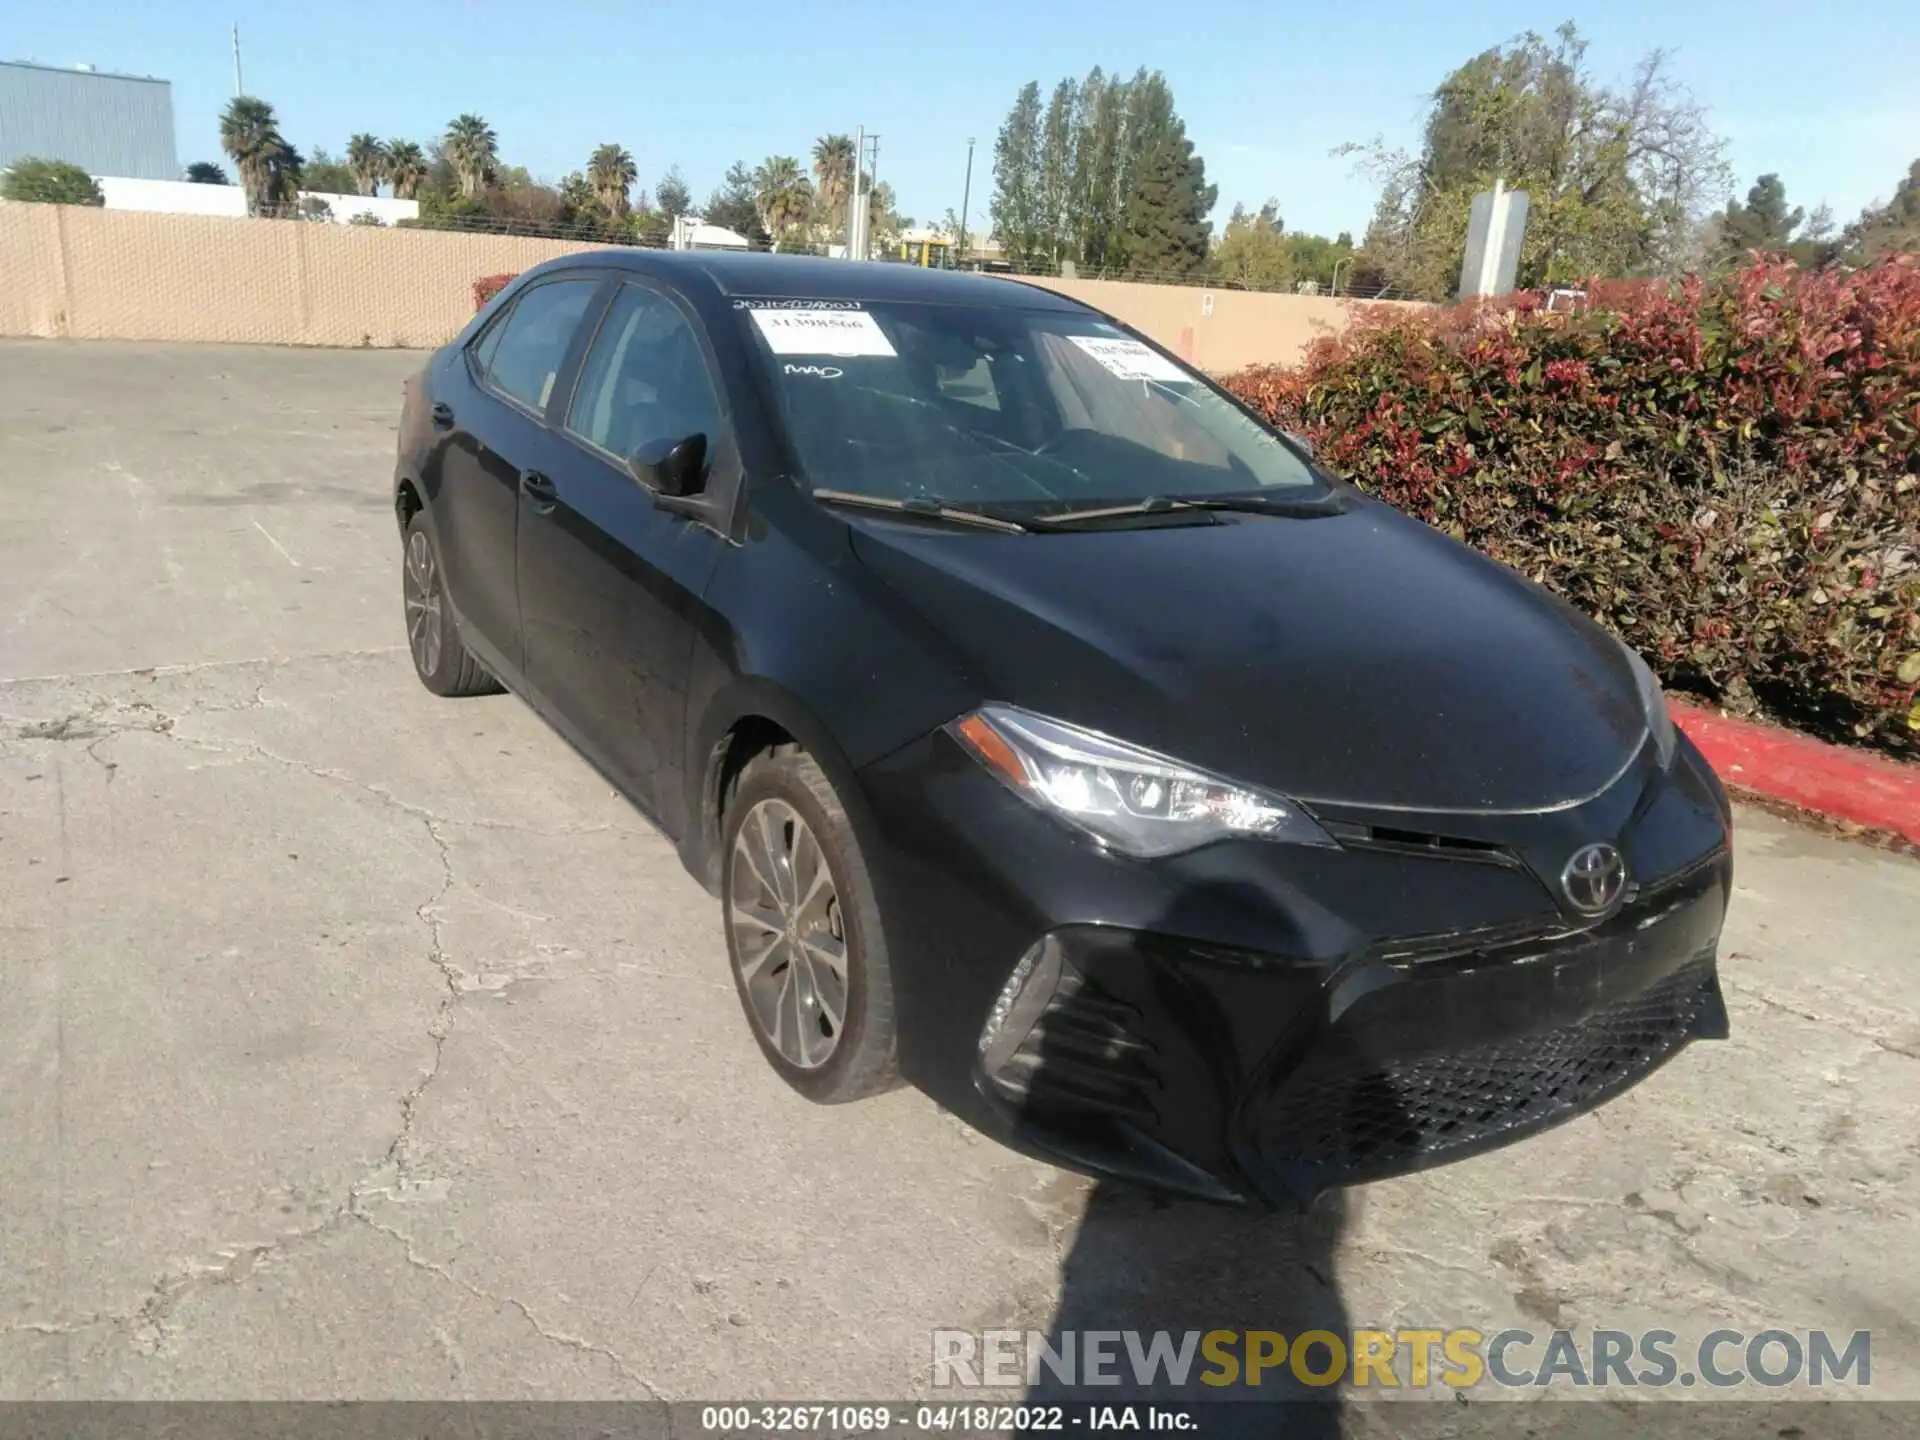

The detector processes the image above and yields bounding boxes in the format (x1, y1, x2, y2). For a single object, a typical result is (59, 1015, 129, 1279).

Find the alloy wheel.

(729, 798, 849, 1069)
(404, 530, 443, 677)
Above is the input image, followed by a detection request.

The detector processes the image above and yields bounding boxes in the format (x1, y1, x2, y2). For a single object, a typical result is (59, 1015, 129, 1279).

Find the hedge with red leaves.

(473, 273, 516, 309)
(1223, 258, 1920, 754)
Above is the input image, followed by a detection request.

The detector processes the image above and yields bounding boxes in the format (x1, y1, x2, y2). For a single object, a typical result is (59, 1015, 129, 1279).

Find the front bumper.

(857, 727, 1733, 1209)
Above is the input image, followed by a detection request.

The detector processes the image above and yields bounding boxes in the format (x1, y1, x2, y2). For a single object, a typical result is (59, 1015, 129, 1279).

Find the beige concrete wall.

(1014, 274, 1425, 374)
(0, 201, 1421, 367)
(0, 203, 600, 349)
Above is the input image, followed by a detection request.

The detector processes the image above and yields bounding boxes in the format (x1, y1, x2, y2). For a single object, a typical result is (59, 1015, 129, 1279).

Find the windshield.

(737, 299, 1321, 514)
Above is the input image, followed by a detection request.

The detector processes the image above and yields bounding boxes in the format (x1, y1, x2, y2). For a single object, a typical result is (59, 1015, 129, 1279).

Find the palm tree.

(385, 140, 427, 200)
(219, 95, 297, 215)
(268, 143, 304, 211)
(587, 143, 637, 220)
(346, 134, 388, 196)
(184, 161, 230, 185)
(811, 134, 856, 230)
(442, 114, 499, 198)
(753, 156, 814, 243)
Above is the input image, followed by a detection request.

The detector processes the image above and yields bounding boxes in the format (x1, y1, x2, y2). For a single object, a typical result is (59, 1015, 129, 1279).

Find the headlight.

(1620, 642, 1677, 767)
(948, 704, 1334, 858)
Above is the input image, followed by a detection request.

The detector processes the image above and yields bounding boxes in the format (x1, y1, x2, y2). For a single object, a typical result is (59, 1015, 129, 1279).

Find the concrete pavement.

(2, 341, 1916, 1407)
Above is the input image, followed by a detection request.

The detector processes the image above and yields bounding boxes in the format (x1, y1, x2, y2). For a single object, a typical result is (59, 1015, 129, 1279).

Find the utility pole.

(847, 125, 864, 260)
(845, 131, 878, 260)
(864, 135, 879, 260)
(957, 137, 975, 264)
(231, 23, 243, 96)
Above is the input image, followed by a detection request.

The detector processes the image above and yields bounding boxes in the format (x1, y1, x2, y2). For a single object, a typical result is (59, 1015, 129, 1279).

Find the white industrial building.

(94, 176, 419, 226)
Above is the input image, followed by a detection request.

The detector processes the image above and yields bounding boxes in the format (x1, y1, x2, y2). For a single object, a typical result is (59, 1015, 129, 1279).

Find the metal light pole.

(957, 138, 975, 266)
(231, 22, 244, 96)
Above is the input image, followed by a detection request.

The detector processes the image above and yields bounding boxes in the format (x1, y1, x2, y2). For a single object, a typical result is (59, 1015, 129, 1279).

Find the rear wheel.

(721, 749, 899, 1103)
(403, 515, 501, 697)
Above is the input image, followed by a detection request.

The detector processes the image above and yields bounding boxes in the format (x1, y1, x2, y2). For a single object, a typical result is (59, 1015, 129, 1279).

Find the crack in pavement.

(5, 690, 664, 1386)
(352, 1214, 662, 1397)
(3, 1213, 360, 1356)
(0, 646, 407, 691)
(161, 727, 635, 839)
(52, 807, 461, 1362)
(378, 813, 462, 1184)
(5, 693, 636, 840)
(4, 698, 177, 745)
(126, 1214, 357, 1357)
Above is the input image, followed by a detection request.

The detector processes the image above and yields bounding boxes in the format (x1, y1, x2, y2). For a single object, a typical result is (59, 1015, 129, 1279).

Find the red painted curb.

(1670, 700, 1920, 846)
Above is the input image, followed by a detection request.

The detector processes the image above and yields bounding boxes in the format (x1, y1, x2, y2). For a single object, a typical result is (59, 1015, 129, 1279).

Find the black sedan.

(392, 251, 1732, 1208)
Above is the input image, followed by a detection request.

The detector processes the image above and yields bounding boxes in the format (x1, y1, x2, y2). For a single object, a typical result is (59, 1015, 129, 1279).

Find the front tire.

(721, 749, 899, 1103)
(402, 514, 501, 697)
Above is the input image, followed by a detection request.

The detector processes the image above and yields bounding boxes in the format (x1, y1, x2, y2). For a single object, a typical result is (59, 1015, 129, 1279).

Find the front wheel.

(721, 749, 899, 1103)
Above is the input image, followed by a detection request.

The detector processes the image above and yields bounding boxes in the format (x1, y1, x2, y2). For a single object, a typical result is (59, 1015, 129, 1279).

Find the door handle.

(519, 470, 558, 511)
(429, 401, 456, 429)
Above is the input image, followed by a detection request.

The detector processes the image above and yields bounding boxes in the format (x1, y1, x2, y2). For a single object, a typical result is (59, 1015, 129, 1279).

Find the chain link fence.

(254, 201, 1420, 301)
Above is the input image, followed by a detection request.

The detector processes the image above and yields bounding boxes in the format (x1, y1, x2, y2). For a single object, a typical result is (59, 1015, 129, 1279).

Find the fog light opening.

(978, 935, 1066, 1080)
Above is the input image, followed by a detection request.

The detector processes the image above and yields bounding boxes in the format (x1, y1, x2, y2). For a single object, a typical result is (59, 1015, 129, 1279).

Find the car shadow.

(1013, 876, 1410, 1438)
(1026, 1185, 1353, 1435)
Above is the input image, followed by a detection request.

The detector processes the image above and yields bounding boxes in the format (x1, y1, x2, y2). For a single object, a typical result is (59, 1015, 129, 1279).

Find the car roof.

(540, 248, 1091, 312)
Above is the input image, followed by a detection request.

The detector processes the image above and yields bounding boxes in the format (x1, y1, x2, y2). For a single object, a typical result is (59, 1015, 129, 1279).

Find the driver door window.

(565, 284, 722, 472)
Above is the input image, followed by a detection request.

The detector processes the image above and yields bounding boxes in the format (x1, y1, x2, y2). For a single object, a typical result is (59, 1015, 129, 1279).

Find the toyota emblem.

(1561, 842, 1628, 915)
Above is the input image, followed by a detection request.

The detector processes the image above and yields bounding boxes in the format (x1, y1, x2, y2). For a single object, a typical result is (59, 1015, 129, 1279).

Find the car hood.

(846, 499, 1648, 814)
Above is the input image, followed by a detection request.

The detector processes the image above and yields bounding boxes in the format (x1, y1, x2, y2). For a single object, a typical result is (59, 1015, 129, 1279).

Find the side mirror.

(628, 432, 709, 497)
(1283, 429, 1315, 458)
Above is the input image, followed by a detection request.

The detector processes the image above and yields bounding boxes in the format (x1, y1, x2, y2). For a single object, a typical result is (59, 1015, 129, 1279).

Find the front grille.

(989, 980, 1162, 1124)
(1254, 954, 1715, 1181)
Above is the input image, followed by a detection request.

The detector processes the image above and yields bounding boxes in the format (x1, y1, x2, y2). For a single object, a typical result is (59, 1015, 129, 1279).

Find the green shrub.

(1, 158, 105, 206)
(1223, 258, 1920, 753)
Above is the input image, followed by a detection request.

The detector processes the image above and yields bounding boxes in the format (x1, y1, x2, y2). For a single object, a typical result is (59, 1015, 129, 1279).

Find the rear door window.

(477, 279, 596, 414)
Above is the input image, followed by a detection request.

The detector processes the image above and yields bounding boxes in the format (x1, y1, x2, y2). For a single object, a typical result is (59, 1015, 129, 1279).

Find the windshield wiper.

(1022, 492, 1346, 528)
(809, 489, 1032, 534)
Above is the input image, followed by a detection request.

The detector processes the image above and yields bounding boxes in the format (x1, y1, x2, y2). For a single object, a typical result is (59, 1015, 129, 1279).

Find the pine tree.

(1119, 130, 1215, 278)
(1116, 70, 1175, 204)
(1039, 79, 1078, 264)
(1714, 174, 1804, 265)
(990, 82, 1046, 269)
(1104, 70, 1213, 278)
(1073, 69, 1127, 270)
(996, 66, 1216, 276)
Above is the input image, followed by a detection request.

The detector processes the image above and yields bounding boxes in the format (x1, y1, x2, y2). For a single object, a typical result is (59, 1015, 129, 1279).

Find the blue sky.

(7, 0, 1916, 239)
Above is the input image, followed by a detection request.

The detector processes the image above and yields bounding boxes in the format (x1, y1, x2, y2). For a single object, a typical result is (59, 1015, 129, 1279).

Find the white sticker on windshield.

(1067, 335, 1190, 382)
(750, 308, 897, 357)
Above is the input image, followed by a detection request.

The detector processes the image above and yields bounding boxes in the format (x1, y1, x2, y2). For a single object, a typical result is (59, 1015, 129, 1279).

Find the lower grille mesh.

(1256, 954, 1715, 1177)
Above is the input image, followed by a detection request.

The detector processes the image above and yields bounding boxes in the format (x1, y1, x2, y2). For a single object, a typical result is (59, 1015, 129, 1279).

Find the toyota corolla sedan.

(392, 251, 1732, 1208)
